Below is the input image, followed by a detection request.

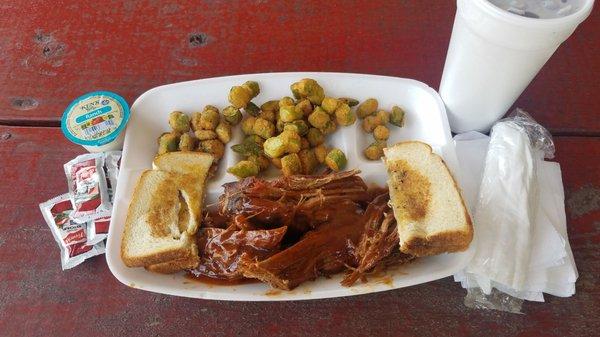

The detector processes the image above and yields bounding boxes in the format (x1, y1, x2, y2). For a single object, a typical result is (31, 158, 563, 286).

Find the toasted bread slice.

(121, 170, 198, 267)
(145, 244, 200, 274)
(384, 141, 473, 257)
(152, 152, 213, 235)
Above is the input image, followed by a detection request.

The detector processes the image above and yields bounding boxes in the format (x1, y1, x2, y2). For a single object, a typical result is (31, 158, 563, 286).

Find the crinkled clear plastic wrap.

(463, 108, 555, 313)
(500, 108, 555, 159)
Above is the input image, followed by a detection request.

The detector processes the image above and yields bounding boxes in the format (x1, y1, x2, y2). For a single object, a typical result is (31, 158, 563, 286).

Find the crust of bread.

(145, 245, 200, 274)
(122, 244, 196, 267)
(385, 141, 473, 257)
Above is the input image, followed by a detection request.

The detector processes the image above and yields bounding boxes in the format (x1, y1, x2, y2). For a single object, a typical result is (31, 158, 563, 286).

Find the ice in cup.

(440, 0, 594, 133)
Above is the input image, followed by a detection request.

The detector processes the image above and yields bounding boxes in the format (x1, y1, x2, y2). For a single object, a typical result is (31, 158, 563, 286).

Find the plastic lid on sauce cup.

(61, 91, 130, 152)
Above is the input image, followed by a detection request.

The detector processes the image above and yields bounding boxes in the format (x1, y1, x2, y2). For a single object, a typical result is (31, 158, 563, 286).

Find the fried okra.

(334, 103, 355, 126)
(195, 130, 218, 140)
(199, 139, 225, 161)
(200, 108, 220, 130)
(338, 97, 359, 107)
(248, 154, 270, 171)
(284, 120, 309, 136)
(320, 120, 337, 135)
(178, 133, 197, 151)
(215, 121, 232, 143)
(229, 86, 253, 109)
(263, 136, 287, 158)
(290, 78, 325, 105)
(190, 111, 202, 131)
(252, 117, 276, 139)
(362, 115, 383, 133)
(263, 130, 301, 158)
(280, 130, 302, 153)
(314, 144, 328, 163)
(244, 102, 261, 117)
(364, 142, 386, 160)
(241, 116, 257, 135)
(157, 132, 180, 155)
(357, 98, 378, 118)
(279, 105, 303, 122)
(295, 99, 313, 117)
(373, 125, 390, 141)
(325, 148, 347, 171)
(308, 107, 330, 129)
(376, 110, 390, 125)
(227, 160, 259, 178)
(242, 81, 260, 98)
(168, 111, 190, 133)
(261, 100, 280, 112)
(279, 96, 295, 108)
(306, 128, 324, 147)
(298, 149, 318, 175)
(390, 105, 405, 127)
(321, 97, 340, 114)
(259, 109, 276, 122)
(222, 106, 242, 125)
(281, 153, 302, 176)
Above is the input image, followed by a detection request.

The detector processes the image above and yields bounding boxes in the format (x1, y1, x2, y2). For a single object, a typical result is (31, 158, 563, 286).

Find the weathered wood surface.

(0, 1, 598, 133)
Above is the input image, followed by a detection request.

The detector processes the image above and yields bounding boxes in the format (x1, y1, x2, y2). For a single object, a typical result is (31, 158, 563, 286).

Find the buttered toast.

(384, 141, 473, 257)
(121, 170, 198, 267)
(121, 152, 213, 272)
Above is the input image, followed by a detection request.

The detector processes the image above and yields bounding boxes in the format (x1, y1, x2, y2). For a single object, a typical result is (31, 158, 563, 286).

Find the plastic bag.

(499, 108, 555, 159)
(462, 108, 555, 313)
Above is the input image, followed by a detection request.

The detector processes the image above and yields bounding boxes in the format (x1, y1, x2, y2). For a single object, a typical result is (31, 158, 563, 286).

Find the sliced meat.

(189, 226, 287, 280)
(240, 200, 365, 290)
(341, 193, 414, 287)
(218, 170, 369, 232)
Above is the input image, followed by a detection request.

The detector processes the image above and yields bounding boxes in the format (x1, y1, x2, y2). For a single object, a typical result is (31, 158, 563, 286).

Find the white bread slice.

(141, 152, 213, 272)
(152, 152, 213, 235)
(384, 141, 473, 257)
(145, 244, 199, 274)
(121, 170, 198, 267)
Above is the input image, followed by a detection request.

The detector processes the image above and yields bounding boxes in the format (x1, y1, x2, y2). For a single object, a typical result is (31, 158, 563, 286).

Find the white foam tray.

(106, 72, 474, 301)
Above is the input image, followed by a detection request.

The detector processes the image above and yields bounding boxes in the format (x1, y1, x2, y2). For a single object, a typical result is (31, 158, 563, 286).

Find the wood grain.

(0, 126, 598, 337)
(0, 1, 598, 133)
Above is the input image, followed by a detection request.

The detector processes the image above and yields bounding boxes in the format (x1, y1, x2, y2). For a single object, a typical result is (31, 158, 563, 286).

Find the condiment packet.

(39, 194, 105, 270)
(84, 211, 112, 245)
(103, 151, 121, 203)
(64, 153, 111, 221)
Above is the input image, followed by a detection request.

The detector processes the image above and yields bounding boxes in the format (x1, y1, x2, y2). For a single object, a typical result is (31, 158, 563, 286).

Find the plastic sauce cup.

(439, 0, 594, 133)
(61, 91, 130, 152)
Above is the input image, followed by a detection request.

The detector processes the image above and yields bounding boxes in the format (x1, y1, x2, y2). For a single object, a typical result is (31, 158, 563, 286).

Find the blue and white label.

(61, 91, 130, 146)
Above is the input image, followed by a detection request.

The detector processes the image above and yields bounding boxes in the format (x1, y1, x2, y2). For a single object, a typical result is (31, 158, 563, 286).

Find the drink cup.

(440, 0, 594, 133)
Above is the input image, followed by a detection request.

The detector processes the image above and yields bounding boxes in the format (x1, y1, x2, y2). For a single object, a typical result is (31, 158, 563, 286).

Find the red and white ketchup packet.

(39, 194, 105, 270)
(64, 153, 111, 221)
(85, 211, 111, 245)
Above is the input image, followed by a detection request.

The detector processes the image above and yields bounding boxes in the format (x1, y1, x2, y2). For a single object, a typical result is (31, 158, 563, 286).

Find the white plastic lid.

(458, 0, 594, 50)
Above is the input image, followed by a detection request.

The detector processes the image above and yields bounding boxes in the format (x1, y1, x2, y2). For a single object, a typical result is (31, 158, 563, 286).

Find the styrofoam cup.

(440, 0, 594, 133)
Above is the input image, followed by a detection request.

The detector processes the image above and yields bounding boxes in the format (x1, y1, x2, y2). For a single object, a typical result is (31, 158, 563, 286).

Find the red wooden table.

(1, 2, 598, 337)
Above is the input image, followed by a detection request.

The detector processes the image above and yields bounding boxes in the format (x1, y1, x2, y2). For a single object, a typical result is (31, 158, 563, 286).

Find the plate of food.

(106, 72, 475, 301)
